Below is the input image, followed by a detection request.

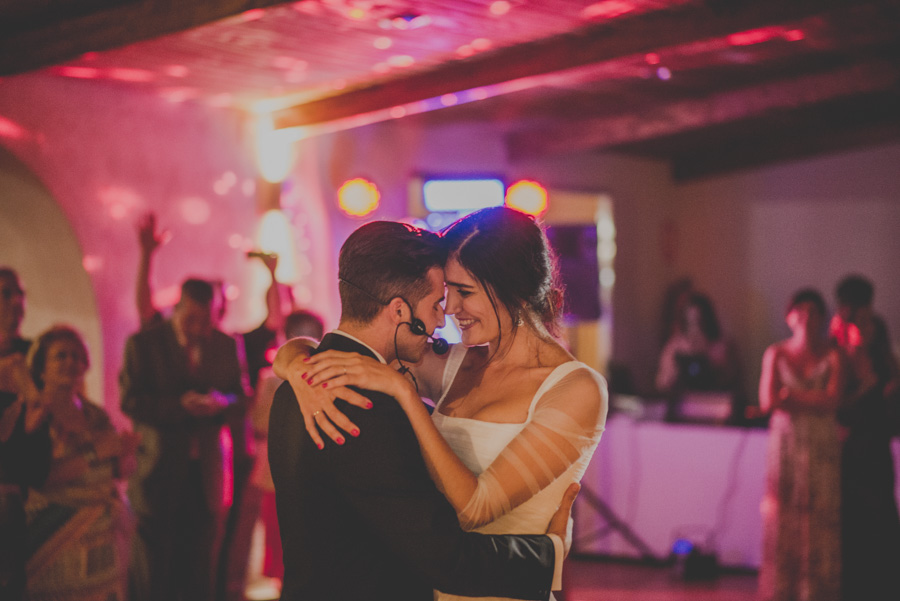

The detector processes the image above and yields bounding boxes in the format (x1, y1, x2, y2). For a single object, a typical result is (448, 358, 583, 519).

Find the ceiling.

(2, 0, 899, 180)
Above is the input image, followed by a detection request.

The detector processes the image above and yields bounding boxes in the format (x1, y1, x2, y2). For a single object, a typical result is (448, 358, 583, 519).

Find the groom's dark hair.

(338, 221, 445, 324)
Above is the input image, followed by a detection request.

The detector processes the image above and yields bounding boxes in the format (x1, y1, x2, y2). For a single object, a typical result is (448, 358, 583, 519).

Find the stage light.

(256, 209, 298, 282)
(254, 114, 295, 183)
(338, 178, 381, 217)
(505, 180, 548, 216)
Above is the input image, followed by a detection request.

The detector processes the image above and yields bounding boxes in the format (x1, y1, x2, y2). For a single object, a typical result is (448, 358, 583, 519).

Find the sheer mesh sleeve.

(458, 366, 608, 530)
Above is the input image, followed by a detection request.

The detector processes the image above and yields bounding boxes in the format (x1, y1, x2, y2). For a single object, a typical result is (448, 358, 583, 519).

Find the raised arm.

(135, 212, 166, 327)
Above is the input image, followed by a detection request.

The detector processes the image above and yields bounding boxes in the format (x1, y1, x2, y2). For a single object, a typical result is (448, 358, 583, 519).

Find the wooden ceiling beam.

(669, 91, 900, 180)
(506, 60, 900, 161)
(271, 0, 867, 130)
(0, 0, 291, 76)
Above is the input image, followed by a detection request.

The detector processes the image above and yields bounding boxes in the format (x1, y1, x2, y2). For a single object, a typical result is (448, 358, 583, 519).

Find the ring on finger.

(312, 410, 321, 418)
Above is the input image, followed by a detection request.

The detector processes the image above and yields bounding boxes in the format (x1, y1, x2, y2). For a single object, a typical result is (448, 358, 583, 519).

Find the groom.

(268, 221, 572, 601)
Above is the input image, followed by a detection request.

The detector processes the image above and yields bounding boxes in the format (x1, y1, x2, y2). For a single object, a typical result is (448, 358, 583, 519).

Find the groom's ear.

(385, 297, 407, 325)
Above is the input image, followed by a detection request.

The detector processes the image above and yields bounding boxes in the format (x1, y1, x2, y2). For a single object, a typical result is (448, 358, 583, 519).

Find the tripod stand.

(574, 483, 662, 563)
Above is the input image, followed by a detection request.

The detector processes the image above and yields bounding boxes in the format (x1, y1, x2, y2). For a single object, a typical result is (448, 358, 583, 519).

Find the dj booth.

(572, 407, 900, 569)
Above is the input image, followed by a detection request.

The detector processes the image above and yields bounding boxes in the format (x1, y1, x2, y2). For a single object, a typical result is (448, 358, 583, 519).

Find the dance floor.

(561, 556, 758, 601)
(245, 555, 760, 600)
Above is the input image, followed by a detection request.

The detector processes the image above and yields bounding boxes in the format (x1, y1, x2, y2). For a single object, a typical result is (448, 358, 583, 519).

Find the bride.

(276, 207, 608, 600)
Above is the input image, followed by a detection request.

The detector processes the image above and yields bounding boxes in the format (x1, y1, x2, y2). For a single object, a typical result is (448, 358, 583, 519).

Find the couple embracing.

(268, 207, 608, 600)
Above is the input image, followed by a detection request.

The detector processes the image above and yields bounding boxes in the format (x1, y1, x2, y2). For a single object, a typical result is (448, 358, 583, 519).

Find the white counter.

(573, 412, 900, 568)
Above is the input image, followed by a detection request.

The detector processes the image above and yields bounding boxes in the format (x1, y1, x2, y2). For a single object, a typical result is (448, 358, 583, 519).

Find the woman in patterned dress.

(24, 326, 137, 601)
(758, 289, 844, 601)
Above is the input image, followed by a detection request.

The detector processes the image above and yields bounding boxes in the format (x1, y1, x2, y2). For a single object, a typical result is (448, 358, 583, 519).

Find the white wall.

(0, 147, 103, 401)
(673, 143, 900, 402)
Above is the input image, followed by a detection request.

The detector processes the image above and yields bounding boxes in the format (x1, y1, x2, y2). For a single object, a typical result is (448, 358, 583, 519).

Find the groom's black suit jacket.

(269, 333, 555, 601)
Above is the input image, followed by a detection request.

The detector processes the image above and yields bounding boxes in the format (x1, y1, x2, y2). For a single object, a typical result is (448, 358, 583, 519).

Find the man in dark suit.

(1, 267, 51, 601)
(269, 222, 571, 601)
(120, 278, 245, 601)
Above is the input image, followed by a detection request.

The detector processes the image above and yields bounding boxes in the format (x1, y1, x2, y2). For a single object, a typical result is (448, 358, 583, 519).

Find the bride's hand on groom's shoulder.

(305, 352, 418, 410)
(286, 351, 373, 450)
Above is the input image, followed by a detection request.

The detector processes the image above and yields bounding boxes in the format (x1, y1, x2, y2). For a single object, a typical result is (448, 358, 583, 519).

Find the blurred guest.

(0, 268, 50, 601)
(244, 309, 324, 597)
(0, 268, 30, 359)
(133, 213, 293, 600)
(658, 277, 694, 345)
(657, 293, 741, 393)
(758, 289, 843, 601)
(830, 275, 900, 601)
(24, 326, 136, 601)
(120, 278, 244, 601)
(135, 212, 288, 387)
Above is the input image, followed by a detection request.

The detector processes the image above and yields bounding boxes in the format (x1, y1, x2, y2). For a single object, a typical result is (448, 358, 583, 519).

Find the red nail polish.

(300, 372, 308, 379)
(336, 437, 345, 445)
(366, 401, 373, 409)
(316, 442, 324, 450)
(302, 357, 310, 362)
(322, 382, 328, 388)
(351, 429, 359, 437)
(307, 378, 313, 385)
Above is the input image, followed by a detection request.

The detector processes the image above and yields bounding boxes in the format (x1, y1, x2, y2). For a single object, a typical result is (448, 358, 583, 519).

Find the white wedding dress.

(431, 345, 608, 601)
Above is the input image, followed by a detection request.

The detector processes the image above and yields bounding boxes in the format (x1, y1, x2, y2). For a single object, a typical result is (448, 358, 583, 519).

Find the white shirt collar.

(331, 329, 388, 365)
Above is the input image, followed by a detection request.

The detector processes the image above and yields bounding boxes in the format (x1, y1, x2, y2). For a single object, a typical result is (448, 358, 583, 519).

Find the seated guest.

(657, 293, 740, 393)
(24, 326, 136, 601)
(656, 293, 742, 422)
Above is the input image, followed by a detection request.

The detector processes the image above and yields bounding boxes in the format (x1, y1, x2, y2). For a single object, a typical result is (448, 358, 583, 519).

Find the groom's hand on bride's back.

(546, 482, 580, 556)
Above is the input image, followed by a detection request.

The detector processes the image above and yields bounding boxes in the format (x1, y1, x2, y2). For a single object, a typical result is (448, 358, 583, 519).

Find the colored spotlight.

(505, 180, 548, 217)
(338, 178, 380, 217)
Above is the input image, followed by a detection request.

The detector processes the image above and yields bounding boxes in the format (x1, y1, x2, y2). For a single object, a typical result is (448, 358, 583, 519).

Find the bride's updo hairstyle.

(441, 206, 563, 343)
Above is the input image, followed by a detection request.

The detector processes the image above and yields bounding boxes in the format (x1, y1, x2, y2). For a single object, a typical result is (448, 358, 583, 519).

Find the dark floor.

(561, 555, 758, 601)
(243, 555, 759, 601)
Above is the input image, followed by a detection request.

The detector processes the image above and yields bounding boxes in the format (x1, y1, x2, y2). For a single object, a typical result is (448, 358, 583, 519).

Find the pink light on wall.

(228, 233, 246, 249)
(98, 185, 141, 221)
(152, 285, 181, 311)
(53, 66, 101, 79)
(180, 197, 212, 224)
(582, 1, 635, 20)
(164, 65, 190, 78)
(159, 88, 199, 103)
(224, 284, 241, 301)
(241, 8, 266, 21)
(490, 1, 511, 16)
(82, 255, 104, 273)
(107, 68, 156, 83)
(728, 27, 781, 46)
(0, 116, 27, 140)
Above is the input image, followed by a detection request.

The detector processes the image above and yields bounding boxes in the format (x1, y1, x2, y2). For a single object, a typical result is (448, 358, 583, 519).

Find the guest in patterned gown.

(758, 288, 843, 601)
(24, 326, 137, 601)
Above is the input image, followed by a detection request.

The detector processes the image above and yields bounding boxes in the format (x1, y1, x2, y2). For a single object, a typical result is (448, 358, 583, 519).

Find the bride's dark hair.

(441, 206, 563, 342)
